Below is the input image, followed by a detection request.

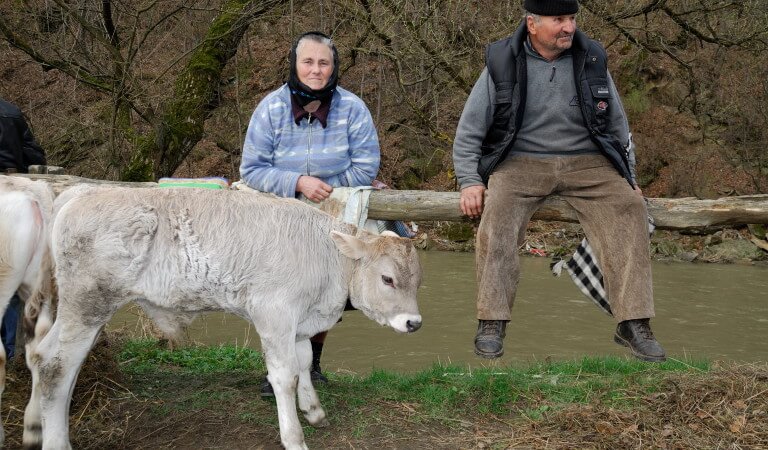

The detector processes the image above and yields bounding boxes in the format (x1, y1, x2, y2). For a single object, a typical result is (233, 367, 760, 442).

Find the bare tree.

(2, 0, 766, 191)
(0, 0, 288, 181)
(578, 0, 768, 192)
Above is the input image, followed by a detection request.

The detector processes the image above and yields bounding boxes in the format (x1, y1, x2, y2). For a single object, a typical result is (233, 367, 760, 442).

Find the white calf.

(26, 187, 423, 450)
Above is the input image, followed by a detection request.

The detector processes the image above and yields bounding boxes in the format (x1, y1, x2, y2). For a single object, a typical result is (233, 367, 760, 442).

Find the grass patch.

(5, 337, 759, 449)
(119, 339, 265, 375)
(119, 340, 708, 423)
(323, 356, 709, 420)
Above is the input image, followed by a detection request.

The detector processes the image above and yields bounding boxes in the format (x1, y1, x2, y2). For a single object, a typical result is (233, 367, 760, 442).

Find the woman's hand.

(297, 176, 333, 202)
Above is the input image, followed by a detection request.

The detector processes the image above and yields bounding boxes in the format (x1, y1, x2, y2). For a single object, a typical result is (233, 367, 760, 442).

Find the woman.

(240, 31, 380, 396)
(240, 31, 380, 202)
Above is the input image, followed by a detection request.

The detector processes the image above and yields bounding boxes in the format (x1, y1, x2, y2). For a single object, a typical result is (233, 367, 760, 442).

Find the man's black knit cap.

(523, 0, 579, 16)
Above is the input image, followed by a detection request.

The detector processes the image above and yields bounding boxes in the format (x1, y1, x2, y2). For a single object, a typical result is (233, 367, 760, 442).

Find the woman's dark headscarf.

(288, 31, 339, 107)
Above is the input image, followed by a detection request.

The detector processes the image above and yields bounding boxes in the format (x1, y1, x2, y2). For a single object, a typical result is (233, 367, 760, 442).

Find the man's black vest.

(478, 23, 633, 186)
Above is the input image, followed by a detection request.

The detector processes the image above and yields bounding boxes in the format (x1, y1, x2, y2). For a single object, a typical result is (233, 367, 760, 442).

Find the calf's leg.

(34, 313, 104, 450)
(296, 338, 328, 427)
(260, 331, 307, 450)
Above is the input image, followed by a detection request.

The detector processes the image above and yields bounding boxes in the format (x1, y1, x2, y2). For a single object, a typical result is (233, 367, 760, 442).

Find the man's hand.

(297, 176, 333, 203)
(460, 185, 486, 219)
(633, 185, 643, 196)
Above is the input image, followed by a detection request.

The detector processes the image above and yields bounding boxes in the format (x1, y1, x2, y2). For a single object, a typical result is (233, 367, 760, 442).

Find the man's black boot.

(310, 361, 329, 384)
(259, 376, 274, 398)
(474, 320, 507, 359)
(614, 318, 666, 362)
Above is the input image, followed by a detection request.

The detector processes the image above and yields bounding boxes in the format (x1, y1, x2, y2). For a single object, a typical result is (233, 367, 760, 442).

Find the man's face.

(296, 40, 334, 90)
(528, 14, 577, 59)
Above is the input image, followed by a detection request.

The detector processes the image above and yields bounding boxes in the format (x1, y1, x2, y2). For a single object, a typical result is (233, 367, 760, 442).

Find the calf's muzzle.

(406, 319, 422, 333)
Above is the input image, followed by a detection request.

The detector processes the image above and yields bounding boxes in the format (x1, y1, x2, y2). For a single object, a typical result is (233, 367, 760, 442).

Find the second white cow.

(0, 175, 55, 447)
(25, 187, 423, 450)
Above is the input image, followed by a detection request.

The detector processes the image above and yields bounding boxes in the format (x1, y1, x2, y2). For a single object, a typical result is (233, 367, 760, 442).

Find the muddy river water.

(109, 252, 768, 374)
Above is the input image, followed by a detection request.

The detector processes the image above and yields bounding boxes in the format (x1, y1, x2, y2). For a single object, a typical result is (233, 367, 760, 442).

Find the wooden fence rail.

(14, 173, 768, 230)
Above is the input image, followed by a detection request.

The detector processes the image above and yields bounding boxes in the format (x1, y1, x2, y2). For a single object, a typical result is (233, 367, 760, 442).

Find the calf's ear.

(330, 231, 368, 260)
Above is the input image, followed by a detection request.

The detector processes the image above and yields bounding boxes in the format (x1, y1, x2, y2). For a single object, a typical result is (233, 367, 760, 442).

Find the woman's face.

(295, 40, 334, 90)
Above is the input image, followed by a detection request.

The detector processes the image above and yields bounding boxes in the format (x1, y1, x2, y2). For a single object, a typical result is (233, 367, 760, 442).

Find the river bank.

(417, 220, 768, 265)
(2, 338, 766, 449)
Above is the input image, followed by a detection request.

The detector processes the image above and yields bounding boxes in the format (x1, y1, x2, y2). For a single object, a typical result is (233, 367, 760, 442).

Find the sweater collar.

(291, 92, 332, 128)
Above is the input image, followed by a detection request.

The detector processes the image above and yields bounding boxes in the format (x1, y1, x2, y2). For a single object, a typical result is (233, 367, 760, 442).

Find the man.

(452, 0, 666, 362)
(1, 98, 46, 174)
(0, 97, 46, 359)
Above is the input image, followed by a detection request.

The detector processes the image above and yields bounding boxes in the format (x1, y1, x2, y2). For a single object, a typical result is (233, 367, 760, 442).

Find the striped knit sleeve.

(239, 94, 301, 198)
(336, 95, 380, 187)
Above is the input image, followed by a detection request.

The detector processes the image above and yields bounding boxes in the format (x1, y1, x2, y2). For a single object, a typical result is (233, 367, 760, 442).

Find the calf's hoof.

(282, 440, 309, 450)
(312, 416, 330, 428)
(303, 406, 329, 427)
(22, 423, 43, 450)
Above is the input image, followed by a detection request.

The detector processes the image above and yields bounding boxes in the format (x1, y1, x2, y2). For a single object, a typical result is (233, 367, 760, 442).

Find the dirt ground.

(2, 339, 766, 449)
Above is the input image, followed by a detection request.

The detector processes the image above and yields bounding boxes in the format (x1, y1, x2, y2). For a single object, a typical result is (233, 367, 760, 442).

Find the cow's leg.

(34, 311, 104, 449)
(22, 284, 56, 449)
(296, 338, 328, 427)
(259, 330, 307, 450)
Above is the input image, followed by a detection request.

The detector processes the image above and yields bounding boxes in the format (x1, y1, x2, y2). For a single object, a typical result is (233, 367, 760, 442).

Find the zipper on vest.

(306, 113, 313, 175)
(549, 66, 556, 82)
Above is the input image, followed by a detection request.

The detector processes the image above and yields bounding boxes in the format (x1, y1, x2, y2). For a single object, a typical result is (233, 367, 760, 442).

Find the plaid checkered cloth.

(551, 203, 655, 317)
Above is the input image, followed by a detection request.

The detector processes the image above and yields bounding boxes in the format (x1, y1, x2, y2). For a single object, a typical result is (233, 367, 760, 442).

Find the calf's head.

(331, 230, 422, 333)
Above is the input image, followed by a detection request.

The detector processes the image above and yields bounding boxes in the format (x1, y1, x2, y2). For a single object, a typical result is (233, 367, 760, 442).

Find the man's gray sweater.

(453, 40, 635, 189)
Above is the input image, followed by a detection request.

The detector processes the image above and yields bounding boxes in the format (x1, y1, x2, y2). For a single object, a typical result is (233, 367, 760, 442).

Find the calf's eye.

(381, 275, 394, 287)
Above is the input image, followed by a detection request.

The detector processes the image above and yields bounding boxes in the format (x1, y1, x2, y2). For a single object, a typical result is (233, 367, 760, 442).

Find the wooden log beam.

(13, 174, 768, 230)
(362, 191, 768, 230)
(644, 195, 768, 230)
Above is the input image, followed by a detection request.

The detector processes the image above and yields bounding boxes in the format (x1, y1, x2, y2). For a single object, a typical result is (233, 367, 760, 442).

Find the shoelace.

(637, 321, 655, 340)
(481, 321, 501, 334)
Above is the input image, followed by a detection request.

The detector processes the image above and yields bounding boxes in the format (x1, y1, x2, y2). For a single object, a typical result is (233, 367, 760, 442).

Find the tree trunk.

(122, 0, 288, 181)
